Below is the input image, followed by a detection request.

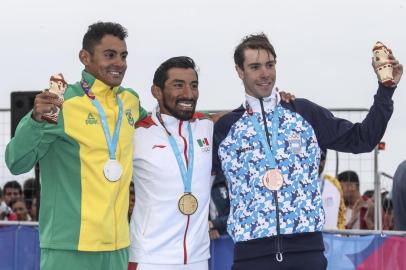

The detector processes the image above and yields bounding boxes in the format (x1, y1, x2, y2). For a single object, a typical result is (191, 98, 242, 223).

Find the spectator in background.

(23, 178, 36, 198)
(23, 178, 37, 213)
(2, 181, 22, 207)
(361, 190, 376, 230)
(382, 195, 394, 230)
(361, 189, 394, 230)
(23, 178, 38, 220)
(393, 160, 406, 230)
(338, 171, 362, 229)
(10, 198, 31, 221)
(318, 150, 346, 229)
(209, 173, 230, 239)
(338, 171, 375, 229)
(0, 187, 6, 219)
(30, 197, 38, 221)
(0, 186, 17, 221)
(362, 189, 374, 199)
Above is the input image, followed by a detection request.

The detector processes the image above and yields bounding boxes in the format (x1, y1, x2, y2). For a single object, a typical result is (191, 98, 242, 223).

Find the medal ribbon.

(157, 112, 194, 193)
(81, 79, 123, 160)
(247, 102, 280, 169)
(248, 100, 284, 262)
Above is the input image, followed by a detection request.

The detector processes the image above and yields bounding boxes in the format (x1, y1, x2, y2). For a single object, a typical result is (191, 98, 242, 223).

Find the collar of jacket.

(82, 70, 120, 97)
(244, 88, 280, 114)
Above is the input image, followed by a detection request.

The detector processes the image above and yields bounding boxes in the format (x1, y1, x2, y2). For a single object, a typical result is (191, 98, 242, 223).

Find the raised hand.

(32, 91, 63, 122)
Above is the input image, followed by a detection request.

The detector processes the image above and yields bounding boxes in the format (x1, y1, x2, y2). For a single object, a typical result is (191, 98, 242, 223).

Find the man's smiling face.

(157, 67, 199, 121)
(236, 48, 276, 98)
(81, 34, 128, 87)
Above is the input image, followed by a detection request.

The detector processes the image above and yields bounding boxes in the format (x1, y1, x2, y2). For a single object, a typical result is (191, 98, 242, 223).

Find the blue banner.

(0, 225, 40, 270)
(1, 226, 405, 270)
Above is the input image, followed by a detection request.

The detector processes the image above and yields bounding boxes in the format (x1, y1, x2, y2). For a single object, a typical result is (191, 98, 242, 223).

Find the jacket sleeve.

(212, 106, 246, 174)
(138, 103, 148, 122)
(294, 83, 395, 153)
(212, 124, 223, 175)
(5, 112, 57, 174)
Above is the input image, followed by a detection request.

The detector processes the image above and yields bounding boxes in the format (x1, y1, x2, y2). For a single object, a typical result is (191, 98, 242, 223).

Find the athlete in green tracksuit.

(6, 22, 147, 270)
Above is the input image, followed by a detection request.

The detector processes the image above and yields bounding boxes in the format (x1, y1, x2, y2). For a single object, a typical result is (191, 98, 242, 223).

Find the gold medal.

(263, 169, 283, 191)
(178, 193, 198, 215)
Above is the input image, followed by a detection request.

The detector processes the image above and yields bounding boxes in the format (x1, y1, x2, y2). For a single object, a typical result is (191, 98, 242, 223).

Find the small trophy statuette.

(41, 73, 67, 124)
(372, 42, 395, 87)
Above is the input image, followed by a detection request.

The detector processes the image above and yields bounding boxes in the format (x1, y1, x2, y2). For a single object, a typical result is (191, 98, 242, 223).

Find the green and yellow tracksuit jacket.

(5, 70, 147, 251)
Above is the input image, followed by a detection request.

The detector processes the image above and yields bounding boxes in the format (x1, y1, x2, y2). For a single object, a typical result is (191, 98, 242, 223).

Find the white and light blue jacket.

(213, 84, 395, 258)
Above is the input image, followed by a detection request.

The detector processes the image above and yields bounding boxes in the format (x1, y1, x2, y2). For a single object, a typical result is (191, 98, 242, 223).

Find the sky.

(0, 0, 405, 189)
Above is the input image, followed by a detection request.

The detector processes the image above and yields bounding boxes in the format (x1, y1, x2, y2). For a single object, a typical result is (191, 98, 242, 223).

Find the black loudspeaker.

(10, 91, 41, 137)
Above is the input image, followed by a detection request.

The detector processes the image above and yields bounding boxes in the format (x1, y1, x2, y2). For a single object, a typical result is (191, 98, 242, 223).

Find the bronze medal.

(263, 169, 283, 191)
(178, 193, 198, 215)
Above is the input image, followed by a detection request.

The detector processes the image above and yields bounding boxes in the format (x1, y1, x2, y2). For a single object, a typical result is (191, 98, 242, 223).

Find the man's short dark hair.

(337, 170, 360, 187)
(234, 33, 277, 70)
(363, 189, 374, 198)
(153, 56, 198, 89)
(3, 180, 22, 194)
(82, 21, 128, 54)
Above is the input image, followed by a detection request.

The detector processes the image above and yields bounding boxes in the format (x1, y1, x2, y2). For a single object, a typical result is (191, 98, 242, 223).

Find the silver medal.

(103, 159, 123, 182)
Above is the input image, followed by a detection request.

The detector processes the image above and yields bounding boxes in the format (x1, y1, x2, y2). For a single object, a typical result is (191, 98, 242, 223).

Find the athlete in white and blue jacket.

(212, 33, 403, 270)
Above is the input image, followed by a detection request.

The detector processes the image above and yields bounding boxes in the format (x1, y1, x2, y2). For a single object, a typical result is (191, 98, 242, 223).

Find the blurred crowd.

(0, 179, 37, 222)
(319, 151, 401, 232)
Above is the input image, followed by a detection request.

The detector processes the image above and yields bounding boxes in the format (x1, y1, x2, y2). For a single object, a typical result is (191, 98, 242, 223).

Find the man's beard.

(162, 99, 196, 121)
